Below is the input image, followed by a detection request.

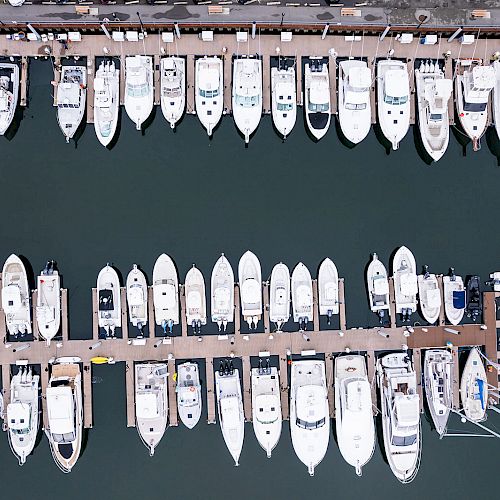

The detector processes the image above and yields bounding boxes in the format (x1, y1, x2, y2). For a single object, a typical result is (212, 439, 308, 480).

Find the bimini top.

(47, 386, 74, 434)
(136, 393, 159, 419)
(453, 290, 466, 309)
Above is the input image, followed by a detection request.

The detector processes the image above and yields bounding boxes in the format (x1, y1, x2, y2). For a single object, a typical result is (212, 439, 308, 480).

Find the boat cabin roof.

(199, 68, 219, 91)
(7, 402, 31, 430)
(296, 385, 325, 422)
(220, 396, 240, 426)
(46, 386, 74, 434)
(136, 393, 159, 419)
(471, 65, 495, 89)
(2, 284, 22, 311)
(348, 66, 371, 89)
(394, 394, 420, 426)
(384, 69, 409, 97)
(57, 83, 80, 106)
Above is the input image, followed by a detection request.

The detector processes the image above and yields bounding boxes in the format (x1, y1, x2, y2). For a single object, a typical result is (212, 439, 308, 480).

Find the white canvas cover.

(394, 395, 419, 426)
(373, 276, 389, 295)
(136, 393, 159, 419)
(426, 288, 441, 308)
(153, 283, 176, 308)
(242, 279, 260, 303)
(46, 386, 74, 434)
(400, 274, 417, 295)
(127, 286, 144, 306)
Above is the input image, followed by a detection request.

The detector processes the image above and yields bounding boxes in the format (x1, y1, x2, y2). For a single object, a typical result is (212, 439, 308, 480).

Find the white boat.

(124, 55, 154, 131)
(96, 264, 121, 337)
(36, 261, 61, 345)
(338, 59, 372, 144)
(291, 262, 313, 330)
(135, 363, 169, 455)
(195, 56, 224, 136)
(8, 0, 25, 6)
(417, 266, 441, 325)
(45, 363, 83, 473)
(443, 268, 466, 326)
(424, 349, 453, 436)
(215, 362, 244, 466)
(304, 59, 331, 140)
(0, 62, 19, 135)
(460, 347, 488, 422)
(415, 60, 452, 161)
(211, 254, 234, 332)
(160, 56, 185, 129)
(126, 264, 148, 333)
(152, 253, 179, 335)
(366, 253, 390, 322)
(493, 60, 500, 140)
(93, 60, 120, 147)
(56, 65, 86, 143)
(318, 257, 339, 324)
(1, 254, 31, 337)
(290, 360, 329, 476)
(232, 57, 262, 143)
(269, 262, 290, 331)
(335, 355, 375, 476)
(455, 59, 495, 150)
(238, 250, 262, 329)
(392, 246, 418, 322)
(185, 265, 207, 334)
(377, 352, 421, 483)
(271, 63, 296, 139)
(176, 361, 202, 429)
(377, 59, 410, 150)
(251, 364, 282, 458)
(7, 366, 39, 465)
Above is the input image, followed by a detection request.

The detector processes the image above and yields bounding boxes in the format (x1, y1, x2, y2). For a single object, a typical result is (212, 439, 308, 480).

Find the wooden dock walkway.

(167, 359, 178, 427)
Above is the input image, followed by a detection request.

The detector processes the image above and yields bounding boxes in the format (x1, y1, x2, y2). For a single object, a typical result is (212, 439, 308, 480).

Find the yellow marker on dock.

(90, 356, 113, 365)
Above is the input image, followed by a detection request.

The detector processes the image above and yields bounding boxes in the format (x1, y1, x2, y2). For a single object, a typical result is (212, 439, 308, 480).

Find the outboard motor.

(168, 319, 173, 334)
(229, 360, 234, 375)
(197, 319, 202, 334)
(219, 361, 225, 376)
(258, 358, 263, 374)
(303, 318, 308, 331)
(161, 320, 168, 335)
(423, 265, 430, 280)
(327, 310, 332, 325)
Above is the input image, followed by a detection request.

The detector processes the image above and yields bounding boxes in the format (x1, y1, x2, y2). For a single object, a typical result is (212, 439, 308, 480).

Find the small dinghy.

(176, 361, 202, 429)
(211, 254, 234, 332)
(238, 251, 262, 329)
(417, 266, 441, 325)
(465, 275, 482, 322)
(443, 268, 465, 325)
(366, 253, 390, 323)
(392, 246, 418, 322)
(304, 58, 331, 140)
(291, 262, 313, 331)
(460, 347, 487, 422)
(185, 265, 206, 334)
(36, 261, 61, 345)
(160, 56, 185, 129)
(271, 61, 297, 139)
(269, 263, 290, 331)
(126, 264, 148, 334)
(124, 55, 154, 130)
(152, 254, 179, 335)
(0, 62, 19, 135)
(318, 258, 339, 324)
(96, 264, 121, 337)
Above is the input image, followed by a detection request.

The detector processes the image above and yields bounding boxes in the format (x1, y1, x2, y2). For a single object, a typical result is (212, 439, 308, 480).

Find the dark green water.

(1, 59, 500, 500)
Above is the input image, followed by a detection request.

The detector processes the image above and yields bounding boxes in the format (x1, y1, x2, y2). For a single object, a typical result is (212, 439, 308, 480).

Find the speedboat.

(36, 260, 61, 345)
(366, 253, 390, 323)
(335, 355, 375, 476)
(417, 266, 441, 325)
(392, 246, 418, 322)
(152, 253, 179, 335)
(160, 56, 185, 129)
(45, 362, 83, 473)
(93, 60, 119, 147)
(211, 254, 234, 332)
(185, 265, 206, 334)
(291, 262, 313, 331)
(460, 347, 487, 422)
(251, 362, 282, 458)
(338, 59, 372, 144)
(124, 55, 154, 130)
(215, 360, 244, 466)
(238, 250, 262, 329)
(126, 264, 148, 334)
(377, 59, 410, 150)
(271, 61, 296, 139)
(415, 60, 452, 161)
(56, 65, 86, 143)
(304, 58, 331, 140)
(424, 349, 453, 436)
(96, 264, 121, 338)
(176, 361, 202, 429)
(493, 60, 500, 140)
(377, 352, 421, 483)
(465, 275, 482, 322)
(0, 62, 19, 135)
(8, 0, 25, 6)
(7, 366, 39, 465)
(318, 258, 339, 324)
(233, 56, 262, 143)
(195, 56, 224, 136)
(290, 360, 329, 476)
(443, 268, 465, 325)
(269, 262, 290, 332)
(135, 363, 169, 455)
(1, 254, 31, 337)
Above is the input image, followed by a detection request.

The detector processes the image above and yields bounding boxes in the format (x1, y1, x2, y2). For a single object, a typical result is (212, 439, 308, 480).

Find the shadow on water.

(105, 107, 123, 151)
(3, 106, 25, 141)
(141, 105, 156, 135)
(450, 122, 470, 157)
(412, 122, 433, 166)
(486, 127, 500, 166)
(334, 117, 357, 150)
(373, 122, 392, 155)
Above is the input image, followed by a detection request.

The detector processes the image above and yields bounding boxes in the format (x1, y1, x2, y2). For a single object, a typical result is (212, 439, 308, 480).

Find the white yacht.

(415, 60, 452, 161)
(377, 352, 421, 483)
(7, 366, 39, 465)
(215, 361, 244, 466)
(443, 268, 466, 325)
(290, 360, 329, 476)
(335, 355, 375, 476)
(45, 363, 83, 473)
(232, 57, 262, 143)
(269, 262, 290, 332)
(251, 363, 282, 458)
(96, 264, 121, 337)
(93, 60, 120, 147)
(377, 59, 410, 150)
(338, 59, 372, 144)
(152, 253, 179, 335)
(291, 262, 313, 331)
(2, 254, 31, 337)
(271, 63, 296, 139)
(211, 254, 234, 332)
(176, 361, 202, 429)
(126, 264, 148, 334)
(8, 0, 25, 6)
(366, 253, 390, 322)
(36, 261, 61, 345)
(238, 250, 262, 329)
(185, 265, 207, 334)
(195, 56, 224, 136)
(160, 56, 185, 129)
(318, 258, 339, 324)
(124, 55, 154, 131)
(0, 62, 19, 135)
(392, 246, 418, 322)
(424, 349, 453, 436)
(56, 65, 86, 143)
(417, 266, 441, 325)
(135, 363, 169, 455)
(460, 347, 487, 422)
(304, 59, 331, 140)
(493, 60, 500, 140)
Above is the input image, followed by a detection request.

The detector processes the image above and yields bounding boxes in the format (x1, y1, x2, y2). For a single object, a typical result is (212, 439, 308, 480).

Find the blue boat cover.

(453, 290, 466, 309)
(475, 378, 485, 410)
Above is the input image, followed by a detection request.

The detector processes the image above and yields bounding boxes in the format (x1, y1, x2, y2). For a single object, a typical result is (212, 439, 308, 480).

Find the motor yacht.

(93, 60, 119, 147)
(124, 55, 154, 130)
(0, 62, 19, 135)
(238, 251, 262, 329)
(211, 254, 234, 332)
(96, 264, 121, 338)
(318, 258, 339, 324)
(304, 58, 331, 140)
(176, 361, 202, 429)
(291, 262, 313, 331)
(152, 253, 179, 335)
(269, 262, 290, 332)
(36, 260, 61, 345)
(126, 264, 148, 334)
(366, 253, 390, 323)
(417, 266, 441, 325)
(271, 61, 296, 139)
(392, 246, 418, 322)
(185, 265, 206, 334)
(160, 56, 185, 129)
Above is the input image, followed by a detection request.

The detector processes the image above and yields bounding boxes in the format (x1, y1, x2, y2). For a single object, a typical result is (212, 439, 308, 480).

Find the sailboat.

(318, 258, 339, 324)
(366, 253, 390, 322)
(392, 246, 418, 322)
(291, 262, 313, 331)
(0, 62, 19, 135)
(271, 61, 296, 139)
(443, 268, 465, 325)
(211, 254, 234, 332)
(238, 251, 262, 329)
(269, 262, 290, 332)
(493, 59, 500, 140)
(160, 56, 185, 129)
(152, 253, 179, 335)
(124, 55, 154, 130)
(126, 264, 148, 334)
(304, 58, 331, 140)
(185, 265, 207, 334)
(176, 361, 202, 429)
(36, 260, 61, 345)
(417, 266, 441, 325)
(96, 264, 121, 337)
(460, 347, 487, 422)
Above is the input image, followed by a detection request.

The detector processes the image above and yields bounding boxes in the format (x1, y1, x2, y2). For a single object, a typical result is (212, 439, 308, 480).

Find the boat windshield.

(127, 83, 149, 98)
(163, 87, 181, 98)
(200, 89, 219, 98)
(345, 103, 367, 110)
(277, 102, 294, 111)
(99, 121, 111, 137)
(430, 113, 443, 121)
(257, 415, 279, 425)
(236, 94, 259, 107)
(463, 101, 486, 112)
(384, 95, 408, 105)
(52, 431, 76, 443)
(296, 417, 325, 430)
(308, 102, 329, 113)
(391, 434, 417, 446)
(57, 103, 79, 109)
(11, 426, 29, 435)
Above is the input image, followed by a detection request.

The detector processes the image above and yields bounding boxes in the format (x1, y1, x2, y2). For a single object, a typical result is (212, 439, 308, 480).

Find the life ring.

(189, 386, 196, 392)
